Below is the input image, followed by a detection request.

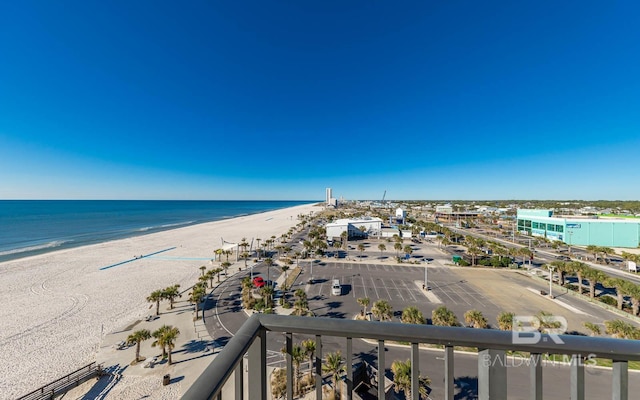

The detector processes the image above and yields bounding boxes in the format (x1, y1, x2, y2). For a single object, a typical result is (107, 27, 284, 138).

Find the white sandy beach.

(0, 203, 321, 399)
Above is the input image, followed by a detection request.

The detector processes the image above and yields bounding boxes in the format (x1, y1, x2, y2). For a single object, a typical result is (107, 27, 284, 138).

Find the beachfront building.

(325, 217, 383, 240)
(517, 209, 640, 248)
(325, 187, 337, 208)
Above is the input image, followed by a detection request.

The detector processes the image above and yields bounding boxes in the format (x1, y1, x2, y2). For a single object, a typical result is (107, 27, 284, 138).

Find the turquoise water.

(0, 200, 315, 262)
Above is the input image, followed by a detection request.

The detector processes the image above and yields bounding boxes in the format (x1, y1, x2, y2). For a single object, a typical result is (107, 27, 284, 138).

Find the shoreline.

(0, 202, 322, 399)
(0, 200, 318, 263)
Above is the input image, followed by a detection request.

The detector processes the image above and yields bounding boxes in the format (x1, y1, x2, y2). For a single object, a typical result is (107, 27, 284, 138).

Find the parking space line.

(390, 279, 406, 302)
(402, 281, 419, 302)
(432, 285, 460, 304)
(369, 276, 380, 299)
(382, 279, 393, 300)
(450, 282, 476, 306)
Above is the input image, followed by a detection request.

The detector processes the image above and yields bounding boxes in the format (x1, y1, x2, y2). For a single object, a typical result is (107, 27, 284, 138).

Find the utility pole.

(424, 261, 429, 290)
(548, 265, 555, 299)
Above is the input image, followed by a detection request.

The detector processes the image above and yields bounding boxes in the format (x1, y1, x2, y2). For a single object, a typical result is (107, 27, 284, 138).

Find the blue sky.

(1, 1, 639, 201)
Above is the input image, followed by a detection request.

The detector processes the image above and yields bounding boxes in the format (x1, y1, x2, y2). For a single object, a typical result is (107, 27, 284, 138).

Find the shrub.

(458, 260, 470, 267)
(598, 296, 618, 307)
(565, 284, 578, 292)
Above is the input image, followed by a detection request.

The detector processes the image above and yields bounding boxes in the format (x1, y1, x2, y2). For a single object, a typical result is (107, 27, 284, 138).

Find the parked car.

(555, 255, 571, 261)
(331, 279, 341, 296)
(252, 276, 265, 288)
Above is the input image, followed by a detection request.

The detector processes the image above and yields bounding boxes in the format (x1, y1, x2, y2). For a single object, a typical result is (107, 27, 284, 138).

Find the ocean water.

(0, 200, 315, 262)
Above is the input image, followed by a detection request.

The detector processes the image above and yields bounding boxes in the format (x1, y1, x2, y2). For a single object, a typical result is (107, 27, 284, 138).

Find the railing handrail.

(258, 314, 640, 360)
(186, 314, 263, 398)
(183, 314, 640, 399)
(16, 362, 101, 400)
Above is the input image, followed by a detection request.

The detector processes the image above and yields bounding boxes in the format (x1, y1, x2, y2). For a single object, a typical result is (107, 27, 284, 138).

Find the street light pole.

(549, 266, 555, 299)
(424, 262, 428, 290)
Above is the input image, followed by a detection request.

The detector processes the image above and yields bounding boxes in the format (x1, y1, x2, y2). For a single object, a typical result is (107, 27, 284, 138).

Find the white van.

(331, 279, 341, 296)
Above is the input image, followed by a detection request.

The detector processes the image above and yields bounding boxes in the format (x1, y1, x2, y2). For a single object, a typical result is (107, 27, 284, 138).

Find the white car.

(331, 279, 341, 296)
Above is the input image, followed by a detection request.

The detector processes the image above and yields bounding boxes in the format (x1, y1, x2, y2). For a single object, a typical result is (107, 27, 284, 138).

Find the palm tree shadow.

(177, 339, 211, 354)
(454, 375, 478, 399)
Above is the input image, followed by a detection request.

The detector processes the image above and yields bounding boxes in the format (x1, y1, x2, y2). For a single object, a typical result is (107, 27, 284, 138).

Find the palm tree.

(467, 245, 482, 266)
(189, 284, 206, 314)
(206, 269, 216, 287)
(403, 245, 413, 259)
(605, 277, 629, 310)
(221, 261, 231, 278)
(281, 265, 290, 289)
(147, 289, 164, 316)
(291, 344, 306, 395)
(394, 242, 403, 258)
(262, 285, 275, 309)
(357, 297, 370, 317)
(213, 267, 223, 283)
(464, 309, 488, 328)
(401, 306, 425, 324)
(301, 339, 316, 381)
(378, 243, 386, 259)
(151, 325, 170, 358)
(625, 283, 640, 316)
(293, 289, 309, 316)
(432, 306, 459, 327)
(586, 245, 600, 262)
(569, 261, 587, 295)
(583, 267, 607, 298)
(496, 311, 515, 331)
(549, 261, 569, 286)
(322, 351, 345, 399)
(199, 265, 206, 276)
(391, 359, 431, 400)
(126, 329, 151, 362)
(340, 231, 348, 250)
(162, 285, 181, 309)
(357, 243, 365, 259)
(241, 251, 249, 270)
(600, 247, 614, 264)
(371, 299, 393, 321)
(256, 238, 262, 258)
(163, 326, 180, 365)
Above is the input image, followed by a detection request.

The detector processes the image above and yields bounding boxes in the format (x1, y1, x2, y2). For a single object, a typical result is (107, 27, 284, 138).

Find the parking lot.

(286, 261, 623, 333)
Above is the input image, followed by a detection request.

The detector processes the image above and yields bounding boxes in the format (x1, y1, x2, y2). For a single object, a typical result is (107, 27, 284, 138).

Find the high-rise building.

(326, 188, 332, 204)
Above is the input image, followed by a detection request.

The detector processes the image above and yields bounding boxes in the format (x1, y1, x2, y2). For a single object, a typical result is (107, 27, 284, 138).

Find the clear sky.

(1, 1, 638, 201)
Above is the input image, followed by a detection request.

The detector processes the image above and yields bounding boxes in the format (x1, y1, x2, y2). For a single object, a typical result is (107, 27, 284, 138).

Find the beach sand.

(0, 203, 321, 399)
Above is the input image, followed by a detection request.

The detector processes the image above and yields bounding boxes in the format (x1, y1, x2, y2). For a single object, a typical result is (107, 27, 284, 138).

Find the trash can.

(163, 374, 170, 386)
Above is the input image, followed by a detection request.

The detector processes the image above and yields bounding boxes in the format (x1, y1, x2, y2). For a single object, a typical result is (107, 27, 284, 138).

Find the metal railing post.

(613, 360, 628, 400)
(346, 337, 353, 400)
(444, 345, 454, 400)
(315, 335, 323, 400)
(235, 357, 243, 400)
(248, 328, 267, 400)
(478, 349, 506, 400)
(286, 332, 293, 400)
(530, 353, 542, 400)
(570, 354, 584, 400)
(378, 339, 385, 400)
(411, 342, 419, 400)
